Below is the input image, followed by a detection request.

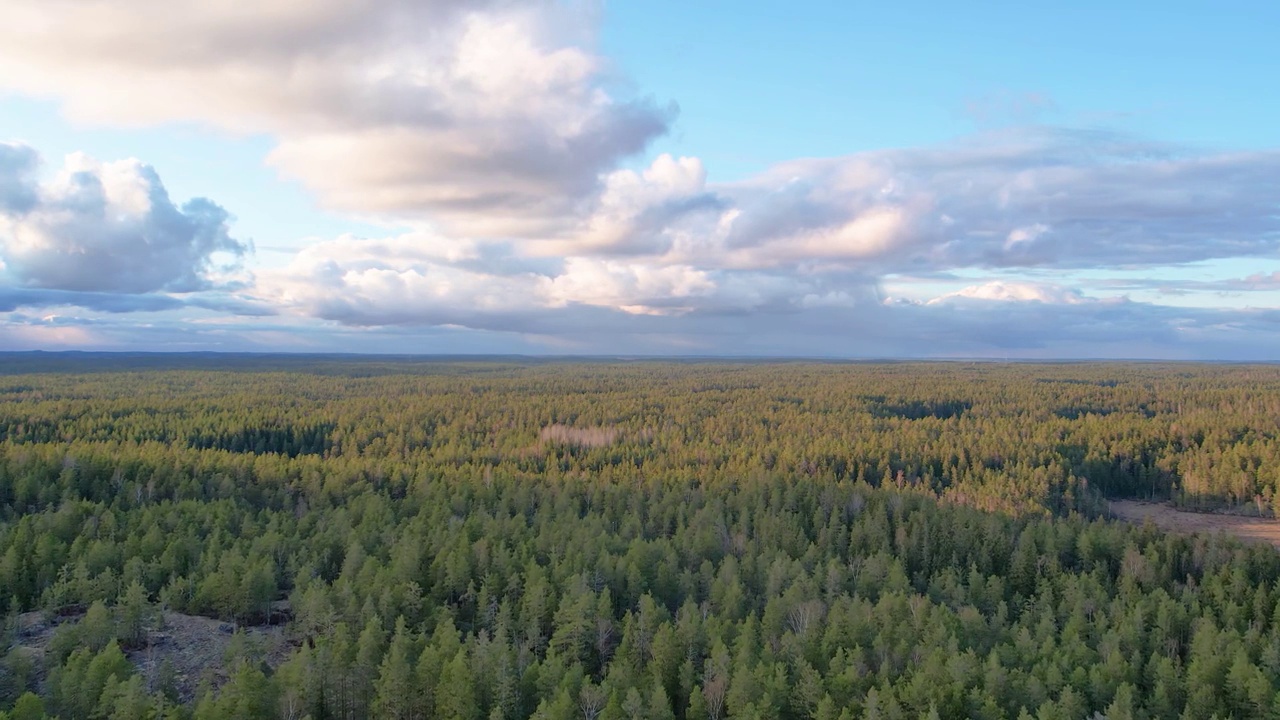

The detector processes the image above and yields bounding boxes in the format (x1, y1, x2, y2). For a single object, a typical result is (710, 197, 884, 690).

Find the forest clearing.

(1109, 499, 1280, 549)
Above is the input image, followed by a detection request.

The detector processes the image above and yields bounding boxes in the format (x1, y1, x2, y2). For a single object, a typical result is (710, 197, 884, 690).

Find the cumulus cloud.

(535, 154, 724, 256)
(546, 258, 714, 315)
(926, 281, 1091, 305)
(0, 144, 248, 296)
(258, 233, 549, 329)
(0, 0, 672, 235)
(257, 230, 888, 331)
(502, 128, 1280, 280)
(5, 0, 1280, 359)
(261, 233, 721, 327)
(687, 129, 1280, 273)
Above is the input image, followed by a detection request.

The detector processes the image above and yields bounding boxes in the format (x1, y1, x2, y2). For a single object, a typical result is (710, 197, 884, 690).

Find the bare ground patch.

(539, 424, 622, 448)
(1109, 500, 1280, 549)
(10, 610, 291, 703)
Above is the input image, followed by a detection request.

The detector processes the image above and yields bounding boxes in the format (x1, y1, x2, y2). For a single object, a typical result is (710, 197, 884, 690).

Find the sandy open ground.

(1109, 500, 1280, 549)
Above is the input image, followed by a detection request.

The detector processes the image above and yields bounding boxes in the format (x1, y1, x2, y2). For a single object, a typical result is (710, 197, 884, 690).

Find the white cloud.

(256, 230, 880, 329)
(0, 143, 248, 294)
(927, 281, 1090, 305)
(1004, 223, 1050, 250)
(0, 0, 671, 236)
(535, 154, 718, 256)
(260, 233, 720, 326)
(723, 205, 911, 268)
(593, 129, 1280, 276)
(259, 234, 545, 328)
(546, 257, 714, 315)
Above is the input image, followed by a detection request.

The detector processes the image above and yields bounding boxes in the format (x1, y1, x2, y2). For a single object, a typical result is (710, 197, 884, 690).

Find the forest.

(3, 356, 1280, 719)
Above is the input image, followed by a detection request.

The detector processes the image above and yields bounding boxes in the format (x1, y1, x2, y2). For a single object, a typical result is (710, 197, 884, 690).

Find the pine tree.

(81, 600, 116, 653)
(117, 579, 153, 649)
(436, 649, 479, 720)
(351, 614, 387, 716)
(372, 617, 416, 720)
(1105, 683, 1135, 720)
(8, 693, 46, 720)
(103, 674, 155, 720)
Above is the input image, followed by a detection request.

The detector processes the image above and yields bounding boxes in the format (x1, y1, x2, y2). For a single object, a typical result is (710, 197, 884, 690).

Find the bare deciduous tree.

(579, 683, 607, 720)
(703, 674, 728, 720)
(786, 599, 825, 636)
(595, 617, 616, 664)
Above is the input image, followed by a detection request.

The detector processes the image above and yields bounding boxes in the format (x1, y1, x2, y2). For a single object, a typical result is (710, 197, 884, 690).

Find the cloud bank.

(257, 132, 1280, 339)
(679, 129, 1280, 273)
(2, 1, 1280, 358)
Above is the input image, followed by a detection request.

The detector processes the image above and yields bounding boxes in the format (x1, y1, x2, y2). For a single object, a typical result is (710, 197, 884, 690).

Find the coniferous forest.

(4, 356, 1280, 719)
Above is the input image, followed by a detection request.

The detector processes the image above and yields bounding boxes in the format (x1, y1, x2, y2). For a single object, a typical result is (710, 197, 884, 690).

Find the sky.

(1, 1, 1279, 358)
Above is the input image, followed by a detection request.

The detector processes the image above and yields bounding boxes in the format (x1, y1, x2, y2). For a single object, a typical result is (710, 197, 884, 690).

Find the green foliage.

(8, 693, 45, 720)
(117, 579, 154, 649)
(46, 640, 134, 719)
(193, 661, 276, 720)
(5, 359, 1280, 718)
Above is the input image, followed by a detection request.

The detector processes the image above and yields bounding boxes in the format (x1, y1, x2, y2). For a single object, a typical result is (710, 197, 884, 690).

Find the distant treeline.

(2, 361, 1279, 515)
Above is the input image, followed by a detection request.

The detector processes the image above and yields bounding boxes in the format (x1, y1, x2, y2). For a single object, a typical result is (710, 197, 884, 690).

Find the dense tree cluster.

(3, 358, 1280, 719)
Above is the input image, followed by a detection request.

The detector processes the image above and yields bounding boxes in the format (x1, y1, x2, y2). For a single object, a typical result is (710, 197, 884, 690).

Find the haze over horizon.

(2, 1, 1279, 359)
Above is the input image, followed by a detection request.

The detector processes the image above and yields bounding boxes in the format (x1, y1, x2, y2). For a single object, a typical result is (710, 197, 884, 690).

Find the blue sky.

(1, 0, 1279, 358)
(603, 1, 1280, 170)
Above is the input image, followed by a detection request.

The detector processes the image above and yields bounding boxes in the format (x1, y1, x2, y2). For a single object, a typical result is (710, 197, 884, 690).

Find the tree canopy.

(3, 358, 1280, 719)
